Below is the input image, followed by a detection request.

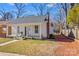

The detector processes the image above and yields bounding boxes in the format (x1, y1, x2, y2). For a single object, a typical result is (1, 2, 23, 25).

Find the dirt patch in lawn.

(53, 41, 79, 56)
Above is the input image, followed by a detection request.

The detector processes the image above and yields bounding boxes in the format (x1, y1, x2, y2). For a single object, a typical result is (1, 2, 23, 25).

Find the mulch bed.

(54, 35, 74, 42)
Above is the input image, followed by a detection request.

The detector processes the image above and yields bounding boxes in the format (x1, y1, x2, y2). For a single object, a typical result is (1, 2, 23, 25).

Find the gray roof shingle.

(11, 15, 48, 24)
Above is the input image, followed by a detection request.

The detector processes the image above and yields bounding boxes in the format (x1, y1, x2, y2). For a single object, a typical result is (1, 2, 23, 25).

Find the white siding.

(11, 25, 17, 36)
(10, 23, 47, 39)
(41, 23, 47, 38)
(19, 26, 25, 35)
(29, 25, 41, 38)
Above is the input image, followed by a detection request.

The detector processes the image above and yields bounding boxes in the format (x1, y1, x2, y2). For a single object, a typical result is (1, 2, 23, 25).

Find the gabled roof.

(11, 15, 48, 24)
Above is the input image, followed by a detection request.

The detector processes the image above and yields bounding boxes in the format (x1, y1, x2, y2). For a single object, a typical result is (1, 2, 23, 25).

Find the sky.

(0, 3, 67, 22)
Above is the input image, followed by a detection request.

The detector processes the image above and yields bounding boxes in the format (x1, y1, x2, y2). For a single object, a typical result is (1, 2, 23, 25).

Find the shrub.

(68, 30, 75, 39)
(49, 34, 55, 39)
(23, 38, 27, 40)
(22, 36, 27, 40)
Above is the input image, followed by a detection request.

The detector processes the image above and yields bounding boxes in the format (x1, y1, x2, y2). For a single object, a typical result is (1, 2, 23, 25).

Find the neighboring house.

(0, 15, 53, 39)
(0, 21, 12, 38)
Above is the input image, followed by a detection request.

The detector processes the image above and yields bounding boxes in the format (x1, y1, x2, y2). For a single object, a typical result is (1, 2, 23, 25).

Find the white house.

(0, 15, 53, 39)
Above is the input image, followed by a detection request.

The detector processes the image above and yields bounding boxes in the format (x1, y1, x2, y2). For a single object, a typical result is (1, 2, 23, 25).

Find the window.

(2, 25, 6, 33)
(3, 28, 7, 33)
(8, 26, 12, 35)
(35, 25, 38, 33)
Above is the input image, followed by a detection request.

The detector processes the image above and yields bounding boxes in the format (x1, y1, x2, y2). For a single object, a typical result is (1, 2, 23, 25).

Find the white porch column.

(29, 24, 32, 37)
(40, 24, 41, 39)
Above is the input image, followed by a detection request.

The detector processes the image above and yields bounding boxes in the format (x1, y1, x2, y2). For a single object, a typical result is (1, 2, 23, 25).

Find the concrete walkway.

(0, 52, 24, 56)
(0, 40, 18, 46)
(0, 40, 23, 56)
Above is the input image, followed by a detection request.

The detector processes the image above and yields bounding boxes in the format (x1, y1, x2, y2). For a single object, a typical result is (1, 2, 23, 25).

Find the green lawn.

(0, 38, 12, 44)
(0, 39, 56, 56)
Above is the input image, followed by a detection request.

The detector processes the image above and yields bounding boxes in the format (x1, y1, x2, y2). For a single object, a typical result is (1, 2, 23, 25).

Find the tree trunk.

(59, 20, 62, 35)
(64, 14, 67, 36)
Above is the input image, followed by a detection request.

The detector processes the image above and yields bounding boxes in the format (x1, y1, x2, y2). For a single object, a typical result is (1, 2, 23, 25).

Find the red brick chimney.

(47, 12, 50, 38)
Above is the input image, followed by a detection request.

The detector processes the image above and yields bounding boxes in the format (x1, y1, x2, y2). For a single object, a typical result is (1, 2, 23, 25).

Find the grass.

(0, 39, 56, 56)
(0, 38, 12, 44)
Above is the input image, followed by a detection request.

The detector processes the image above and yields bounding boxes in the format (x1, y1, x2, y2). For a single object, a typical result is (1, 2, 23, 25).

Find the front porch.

(7, 23, 43, 39)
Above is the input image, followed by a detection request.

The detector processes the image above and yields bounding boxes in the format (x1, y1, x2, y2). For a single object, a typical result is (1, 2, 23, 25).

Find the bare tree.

(55, 4, 69, 35)
(58, 9, 63, 34)
(13, 3, 27, 18)
(31, 3, 53, 16)
(3, 12, 13, 20)
(61, 3, 68, 17)
(70, 3, 75, 9)
(0, 9, 13, 21)
(60, 3, 68, 35)
(56, 6, 63, 34)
